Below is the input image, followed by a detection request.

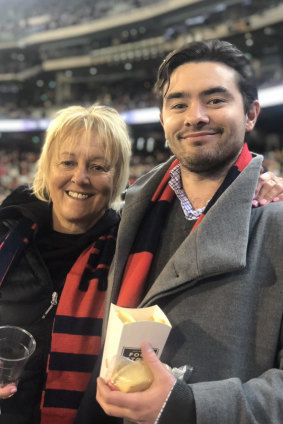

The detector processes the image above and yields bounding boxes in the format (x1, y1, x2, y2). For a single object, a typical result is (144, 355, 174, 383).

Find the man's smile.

(177, 130, 221, 140)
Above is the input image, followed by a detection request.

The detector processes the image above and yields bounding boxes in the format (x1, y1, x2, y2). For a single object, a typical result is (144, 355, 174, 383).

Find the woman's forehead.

(54, 132, 114, 164)
(57, 129, 105, 151)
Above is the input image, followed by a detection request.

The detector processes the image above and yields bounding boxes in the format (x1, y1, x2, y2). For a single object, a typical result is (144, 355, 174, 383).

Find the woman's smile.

(65, 190, 94, 200)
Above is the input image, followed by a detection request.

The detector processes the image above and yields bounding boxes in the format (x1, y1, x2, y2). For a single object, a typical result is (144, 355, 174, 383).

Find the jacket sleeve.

(158, 368, 283, 423)
(158, 381, 196, 424)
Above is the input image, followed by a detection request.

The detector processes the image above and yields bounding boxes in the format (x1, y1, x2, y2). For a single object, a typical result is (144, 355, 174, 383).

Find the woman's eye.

(89, 164, 108, 172)
(61, 160, 75, 167)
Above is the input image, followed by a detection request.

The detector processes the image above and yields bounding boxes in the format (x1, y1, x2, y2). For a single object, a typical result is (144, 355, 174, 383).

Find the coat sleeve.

(158, 368, 283, 423)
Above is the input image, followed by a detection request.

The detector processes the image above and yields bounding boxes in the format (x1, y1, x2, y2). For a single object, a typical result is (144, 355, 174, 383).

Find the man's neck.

(180, 166, 229, 210)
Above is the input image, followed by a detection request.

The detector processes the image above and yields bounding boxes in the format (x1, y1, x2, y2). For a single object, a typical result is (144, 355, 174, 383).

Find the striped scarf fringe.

(117, 143, 252, 308)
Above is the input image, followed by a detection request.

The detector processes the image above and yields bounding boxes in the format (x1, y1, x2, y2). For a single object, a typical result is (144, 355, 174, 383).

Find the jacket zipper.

(42, 291, 58, 319)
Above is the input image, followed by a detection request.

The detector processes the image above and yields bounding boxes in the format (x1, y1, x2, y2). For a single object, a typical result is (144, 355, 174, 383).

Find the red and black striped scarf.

(40, 227, 117, 424)
(117, 143, 252, 308)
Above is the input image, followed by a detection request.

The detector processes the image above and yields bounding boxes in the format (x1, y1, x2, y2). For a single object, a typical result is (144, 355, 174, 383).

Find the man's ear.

(246, 100, 260, 132)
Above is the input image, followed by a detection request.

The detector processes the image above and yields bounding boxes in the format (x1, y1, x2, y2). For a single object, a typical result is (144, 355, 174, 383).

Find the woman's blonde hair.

(32, 104, 131, 208)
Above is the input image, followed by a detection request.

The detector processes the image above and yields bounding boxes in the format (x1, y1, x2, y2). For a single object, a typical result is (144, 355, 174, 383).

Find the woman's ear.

(246, 100, 260, 132)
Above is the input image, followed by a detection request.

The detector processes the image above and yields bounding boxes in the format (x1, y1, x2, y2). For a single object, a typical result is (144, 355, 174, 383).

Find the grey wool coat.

(103, 153, 283, 424)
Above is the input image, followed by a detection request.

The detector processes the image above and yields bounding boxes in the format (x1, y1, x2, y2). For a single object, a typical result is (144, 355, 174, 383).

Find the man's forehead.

(170, 60, 236, 74)
(163, 61, 238, 95)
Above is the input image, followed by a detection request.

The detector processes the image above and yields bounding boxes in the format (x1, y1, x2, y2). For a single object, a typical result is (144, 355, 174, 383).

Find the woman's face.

(48, 131, 115, 234)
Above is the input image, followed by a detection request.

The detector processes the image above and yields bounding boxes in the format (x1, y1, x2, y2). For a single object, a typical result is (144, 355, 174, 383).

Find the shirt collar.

(169, 164, 205, 221)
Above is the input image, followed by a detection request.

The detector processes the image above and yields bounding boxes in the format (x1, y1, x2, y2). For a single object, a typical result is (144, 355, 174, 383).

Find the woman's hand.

(97, 343, 176, 424)
(253, 172, 283, 207)
(0, 383, 17, 399)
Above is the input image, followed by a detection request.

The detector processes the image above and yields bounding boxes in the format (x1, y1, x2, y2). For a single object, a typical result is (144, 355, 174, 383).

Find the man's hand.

(0, 383, 17, 399)
(96, 343, 176, 424)
(253, 172, 283, 207)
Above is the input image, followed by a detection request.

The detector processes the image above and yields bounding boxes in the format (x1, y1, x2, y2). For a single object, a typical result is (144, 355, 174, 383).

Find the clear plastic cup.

(0, 325, 36, 387)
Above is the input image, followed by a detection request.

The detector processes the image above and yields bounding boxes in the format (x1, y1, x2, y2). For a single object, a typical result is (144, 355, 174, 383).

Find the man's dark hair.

(154, 39, 258, 113)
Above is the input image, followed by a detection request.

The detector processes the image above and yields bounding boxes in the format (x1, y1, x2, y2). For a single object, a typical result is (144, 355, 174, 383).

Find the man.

(89, 40, 283, 423)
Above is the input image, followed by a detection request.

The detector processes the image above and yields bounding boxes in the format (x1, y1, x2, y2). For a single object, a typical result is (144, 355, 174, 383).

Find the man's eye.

(172, 103, 186, 110)
(208, 98, 225, 105)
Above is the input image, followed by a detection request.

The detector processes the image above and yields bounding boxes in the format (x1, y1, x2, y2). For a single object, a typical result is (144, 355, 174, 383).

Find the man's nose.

(184, 102, 209, 126)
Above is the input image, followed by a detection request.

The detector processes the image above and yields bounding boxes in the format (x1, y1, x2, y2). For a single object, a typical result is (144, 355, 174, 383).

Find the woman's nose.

(71, 167, 90, 184)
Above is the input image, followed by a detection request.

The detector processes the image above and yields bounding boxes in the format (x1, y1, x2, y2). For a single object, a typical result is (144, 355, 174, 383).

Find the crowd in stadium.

(0, 0, 281, 43)
(0, 0, 160, 42)
(0, 150, 38, 203)
(0, 81, 158, 119)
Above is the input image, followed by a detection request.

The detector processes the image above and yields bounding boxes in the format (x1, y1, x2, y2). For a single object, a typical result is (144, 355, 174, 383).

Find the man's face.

(160, 61, 260, 173)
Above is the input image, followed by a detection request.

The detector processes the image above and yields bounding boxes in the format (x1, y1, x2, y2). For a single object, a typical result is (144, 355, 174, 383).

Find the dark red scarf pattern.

(117, 143, 252, 308)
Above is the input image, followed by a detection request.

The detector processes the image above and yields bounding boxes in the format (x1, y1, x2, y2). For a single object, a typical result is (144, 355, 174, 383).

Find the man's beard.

(172, 139, 243, 174)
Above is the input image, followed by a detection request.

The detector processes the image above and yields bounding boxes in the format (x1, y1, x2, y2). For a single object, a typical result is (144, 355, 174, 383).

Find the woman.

(0, 104, 131, 423)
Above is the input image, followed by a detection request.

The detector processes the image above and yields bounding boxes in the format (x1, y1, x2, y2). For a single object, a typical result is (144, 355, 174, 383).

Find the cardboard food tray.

(100, 303, 172, 379)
